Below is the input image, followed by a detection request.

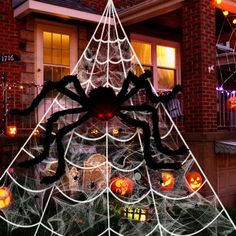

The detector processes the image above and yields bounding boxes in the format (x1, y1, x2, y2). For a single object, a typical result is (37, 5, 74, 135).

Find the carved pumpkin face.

(161, 171, 175, 191)
(0, 186, 12, 209)
(110, 177, 134, 196)
(186, 171, 203, 191)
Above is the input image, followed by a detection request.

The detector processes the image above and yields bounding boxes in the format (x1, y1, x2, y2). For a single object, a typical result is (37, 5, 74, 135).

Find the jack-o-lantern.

(0, 186, 12, 209)
(6, 125, 17, 137)
(186, 171, 203, 192)
(228, 97, 236, 111)
(110, 177, 134, 196)
(161, 171, 175, 191)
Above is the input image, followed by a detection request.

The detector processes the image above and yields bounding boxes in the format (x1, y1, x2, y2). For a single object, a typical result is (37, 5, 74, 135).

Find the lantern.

(161, 171, 175, 191)
(186, 171, 203, 192)
(227, 97, 236, 111)
(6, 125, 17, 137)
(118, 207, 153, 222)
(110, 177, 134, 196)
(0, 187, 12, 209)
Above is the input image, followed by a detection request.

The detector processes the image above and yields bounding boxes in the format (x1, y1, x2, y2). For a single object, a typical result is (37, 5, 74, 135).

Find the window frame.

(35, 20, 78, 86)
(131, 33, 181, 91)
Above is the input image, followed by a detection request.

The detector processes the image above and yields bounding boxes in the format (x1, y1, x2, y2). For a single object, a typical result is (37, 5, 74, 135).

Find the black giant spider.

(10, 70, 188, 184)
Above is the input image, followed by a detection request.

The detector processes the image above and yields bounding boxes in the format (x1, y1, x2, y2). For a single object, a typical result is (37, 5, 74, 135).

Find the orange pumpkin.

(0, 186, 12, 209)
(161, 171, 175, 191)
(6, 125, 17, 137)
(227, 97, 236, 111)
(110, 177, 134, 196)
(186, 171, 203, 192)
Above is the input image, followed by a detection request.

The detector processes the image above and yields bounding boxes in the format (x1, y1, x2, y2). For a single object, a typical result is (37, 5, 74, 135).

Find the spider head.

(88, 87, 119, 121)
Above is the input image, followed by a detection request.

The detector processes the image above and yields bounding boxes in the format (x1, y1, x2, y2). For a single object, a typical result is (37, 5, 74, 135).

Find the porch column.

(182, 0, 216, 132)
(182, 0, 217, 191)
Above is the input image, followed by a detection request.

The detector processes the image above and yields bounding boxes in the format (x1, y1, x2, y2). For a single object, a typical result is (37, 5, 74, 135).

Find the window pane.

(157, 68, 175, 90)
(131, 41, 152, 65)
(43, 32, 51, 48)
(62, 67, 70, 77)
(53, 33, 61, 49)
(62, 49, 70, 65)
(44, 48, 51, 64)
(156, 45, 175, 68)
(62, 35, 70, 49)
(52, 49, 62, 65)
(44, 66, 53, 82)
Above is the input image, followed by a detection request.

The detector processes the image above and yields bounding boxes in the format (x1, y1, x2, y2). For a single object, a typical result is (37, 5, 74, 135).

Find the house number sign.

(0, 54, 20, 63)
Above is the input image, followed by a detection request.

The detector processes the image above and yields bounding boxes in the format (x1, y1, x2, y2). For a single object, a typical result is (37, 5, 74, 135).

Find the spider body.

(10, 70, 188, 184)
(87, 87, 119, 121)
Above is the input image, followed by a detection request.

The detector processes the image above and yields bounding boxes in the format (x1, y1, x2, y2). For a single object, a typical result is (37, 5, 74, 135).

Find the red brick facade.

(0, 0, 25, 131)
(182, 0, 217, 133)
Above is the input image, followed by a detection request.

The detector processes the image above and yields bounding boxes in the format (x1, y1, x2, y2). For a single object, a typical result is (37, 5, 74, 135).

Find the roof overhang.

(215, 140, 236, 154)
(14, 0, 103, 23)
(119, 0, 184, 25)
(217, 0, 236, 14)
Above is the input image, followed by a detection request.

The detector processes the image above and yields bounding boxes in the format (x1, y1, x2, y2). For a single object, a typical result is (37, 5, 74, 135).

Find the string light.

(233, 19, 236, 24)
(223, 11, 229, 16)
(216, 0, 222, 4)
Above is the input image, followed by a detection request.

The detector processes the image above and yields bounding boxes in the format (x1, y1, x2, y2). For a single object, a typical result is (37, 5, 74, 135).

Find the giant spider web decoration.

(0, 0, 236, 235)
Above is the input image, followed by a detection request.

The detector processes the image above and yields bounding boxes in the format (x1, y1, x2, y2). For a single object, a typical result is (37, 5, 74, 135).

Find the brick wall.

(0, 0, 24, 132)
(182, 0, 217, 132)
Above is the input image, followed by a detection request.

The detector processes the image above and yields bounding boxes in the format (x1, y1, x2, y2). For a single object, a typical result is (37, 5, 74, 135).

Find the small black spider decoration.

(10, 70, 188, 184)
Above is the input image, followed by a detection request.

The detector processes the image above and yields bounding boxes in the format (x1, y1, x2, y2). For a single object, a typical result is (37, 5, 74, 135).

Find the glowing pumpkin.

(110, 177, 134, 196)
(186, 171, 203, 192)
(0, 187, 12, 209)
(227, 97, 236, 111)
(118, 207, 154, 222)
(161, 171, 175, 191)
(6, 125, 17, 137)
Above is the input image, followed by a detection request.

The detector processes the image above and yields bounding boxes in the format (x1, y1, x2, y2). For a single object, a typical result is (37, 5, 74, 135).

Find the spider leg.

(9, 75, 87, 116)
(118, 70, 152, 102)
(143, 81, 181, 104)
(19, 107, 86, 168)
(119, 105, 188, 170)
(41, 113, 90, 184)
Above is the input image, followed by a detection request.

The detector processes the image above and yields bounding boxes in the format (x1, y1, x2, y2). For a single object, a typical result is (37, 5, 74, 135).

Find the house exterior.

(1, 0, 236, 207)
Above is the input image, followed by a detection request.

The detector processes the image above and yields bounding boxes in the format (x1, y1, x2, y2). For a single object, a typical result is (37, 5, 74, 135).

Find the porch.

(0, 78, 235, 135)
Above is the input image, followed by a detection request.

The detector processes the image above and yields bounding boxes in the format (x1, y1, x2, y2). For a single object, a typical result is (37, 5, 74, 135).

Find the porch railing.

(0, 79, 185, 135)
(217, 89, 236, 128)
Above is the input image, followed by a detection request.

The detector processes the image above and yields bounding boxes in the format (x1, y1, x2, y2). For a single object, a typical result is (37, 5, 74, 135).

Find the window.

(43, 32, 70, 82)
(36, 21, 77, 86)
(36, 21, 77, 118)
(131, 34, 180, 90)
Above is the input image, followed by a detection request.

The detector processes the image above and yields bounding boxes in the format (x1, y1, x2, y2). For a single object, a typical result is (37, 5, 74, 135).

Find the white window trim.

(35, 19, 78, 86)
(131, 33, 181, 90)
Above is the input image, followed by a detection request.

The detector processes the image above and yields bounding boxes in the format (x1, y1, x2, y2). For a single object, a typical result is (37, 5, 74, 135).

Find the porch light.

(6, 125, 17, 137)
(233, 19, 236, 24)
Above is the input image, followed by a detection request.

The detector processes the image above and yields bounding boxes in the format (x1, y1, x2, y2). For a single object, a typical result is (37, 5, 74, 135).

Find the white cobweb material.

(0, 0, 236, 235)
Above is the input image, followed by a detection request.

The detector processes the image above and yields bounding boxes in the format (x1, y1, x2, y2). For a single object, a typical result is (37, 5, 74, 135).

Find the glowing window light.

(156, 45, 176, 69)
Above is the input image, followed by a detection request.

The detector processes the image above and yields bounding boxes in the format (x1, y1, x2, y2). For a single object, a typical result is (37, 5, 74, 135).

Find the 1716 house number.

(0, 54, 20, 63)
